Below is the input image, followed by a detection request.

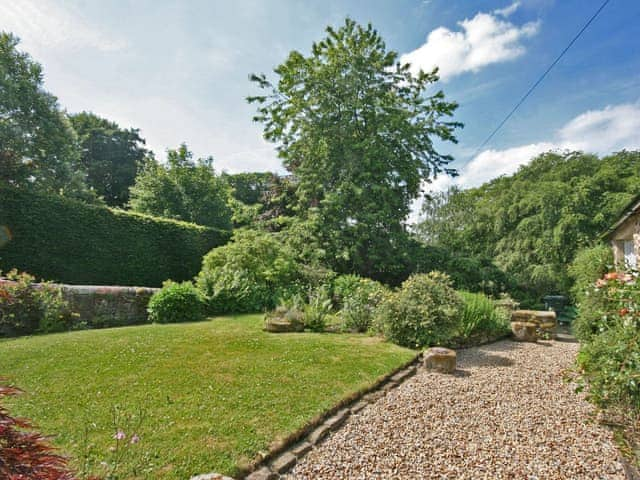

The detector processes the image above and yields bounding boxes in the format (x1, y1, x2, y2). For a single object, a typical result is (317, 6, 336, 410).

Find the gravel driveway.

(286, 339, 626, 480)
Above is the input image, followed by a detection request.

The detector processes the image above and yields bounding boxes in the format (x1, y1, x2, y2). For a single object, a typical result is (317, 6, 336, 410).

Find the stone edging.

(242, 354, 421, 480)
(190, 352, 421, 480)
(191, 333, 511, 480)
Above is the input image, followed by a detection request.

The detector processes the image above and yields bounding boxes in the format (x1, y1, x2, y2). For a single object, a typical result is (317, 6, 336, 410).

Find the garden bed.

(0, 314, 413, 479)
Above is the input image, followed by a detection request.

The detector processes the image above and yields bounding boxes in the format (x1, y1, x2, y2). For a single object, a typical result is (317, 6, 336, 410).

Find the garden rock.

(423, 347, 456, 373)
(511, 321, 537, 342)
(263, 319, 304, 333)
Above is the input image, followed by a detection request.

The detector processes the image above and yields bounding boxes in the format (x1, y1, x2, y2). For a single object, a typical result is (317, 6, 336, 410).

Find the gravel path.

(286, 339, 626, 480)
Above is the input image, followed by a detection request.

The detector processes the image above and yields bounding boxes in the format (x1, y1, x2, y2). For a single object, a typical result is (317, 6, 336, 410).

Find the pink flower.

(130, 434, 140, 444)
(114, 430, 126, 441)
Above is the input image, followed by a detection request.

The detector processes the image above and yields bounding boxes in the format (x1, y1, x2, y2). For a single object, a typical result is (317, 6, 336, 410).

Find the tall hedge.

(0, 187, 230, 286)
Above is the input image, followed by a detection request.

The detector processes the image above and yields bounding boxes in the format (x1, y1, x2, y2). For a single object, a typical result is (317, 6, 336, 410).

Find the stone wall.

(60, 284, 159, 328)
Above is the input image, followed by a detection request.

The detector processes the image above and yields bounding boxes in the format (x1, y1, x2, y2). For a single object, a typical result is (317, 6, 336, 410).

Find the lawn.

(0, 315, 414, 479)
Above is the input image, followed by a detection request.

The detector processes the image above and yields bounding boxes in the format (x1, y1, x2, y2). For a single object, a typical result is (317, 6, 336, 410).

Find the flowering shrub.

(0, 269, 74, 337)
(576, 271, 640, 413)
(0, 382, 87, 480)
(573, 270, 637, 341)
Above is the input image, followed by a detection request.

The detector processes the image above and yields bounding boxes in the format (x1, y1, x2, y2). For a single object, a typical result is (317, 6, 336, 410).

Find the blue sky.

(2, 0, 639, 193)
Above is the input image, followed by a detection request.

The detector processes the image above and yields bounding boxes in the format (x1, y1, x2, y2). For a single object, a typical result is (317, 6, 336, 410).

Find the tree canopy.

(0, 32, 90, 199)
(69, 112, 148, 206)
(128, 144, 233, 230)
(416, 150, 640, 301)
(248, 18, 461, 280)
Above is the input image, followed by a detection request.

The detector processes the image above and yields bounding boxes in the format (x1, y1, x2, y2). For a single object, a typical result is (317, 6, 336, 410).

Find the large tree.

(0, 32, 90, 199)
(129, 144, 232, 230)
(248, 19, 461, 280)
(69, 112, 148, 206)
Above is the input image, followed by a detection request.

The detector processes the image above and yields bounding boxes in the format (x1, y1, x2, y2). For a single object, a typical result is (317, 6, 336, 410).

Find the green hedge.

(0, 187, 230, 286)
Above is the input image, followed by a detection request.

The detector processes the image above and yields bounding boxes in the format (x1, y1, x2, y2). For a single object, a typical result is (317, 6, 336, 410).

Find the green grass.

(0, 315, 414, 479)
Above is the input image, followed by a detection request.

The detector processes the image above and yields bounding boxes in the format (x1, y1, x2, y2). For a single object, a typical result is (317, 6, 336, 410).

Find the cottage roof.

(602, 194, 640, 239)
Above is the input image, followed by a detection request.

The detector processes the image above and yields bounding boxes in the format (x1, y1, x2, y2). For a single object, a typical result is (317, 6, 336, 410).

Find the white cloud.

(558, 104, 640, 153)
(434, 101, 640, 192)
(494, 1, 521, 18)
(409, 101, 640, 224)
(400, 5, 539, 81)
(0, 0, 126, 54)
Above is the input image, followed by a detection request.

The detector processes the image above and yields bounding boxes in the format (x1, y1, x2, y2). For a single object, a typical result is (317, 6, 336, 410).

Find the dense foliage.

(568, 244, 613, 340)
(69, 112, 148, 207)
(0, 32, 91, 201)
(197, 230, 302, 313)
(222, 172, 276, 206)
(249, 18, 461, 281)
(332, 274, 388, 332)
(0, 269, 73, 337)
(457, 291, 510, 340)
(575, 272, 640, 414)
(129, 144, 233, 230)
(374, 272, 462, 348)
(416, 151, 640, 302)
(0, 186, 229, 286)
(148, 281, 206, 324)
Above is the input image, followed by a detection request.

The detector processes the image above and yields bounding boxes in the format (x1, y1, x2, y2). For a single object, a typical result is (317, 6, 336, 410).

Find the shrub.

(575, 272, 640, 414)
(568, 244, 613, 303)
(147, 281, 206, 324)
(303, 287, 332, 332)
(577, 323, 640, 411)
(197, 230, 302, 314)
(0, 269, 74, 337)
(332, 274, 362, 308)
(457, 291, 510, 339)
(335, 276, 388, 333)
(375, 272, 462, 348)
(0, 186, 229, 286)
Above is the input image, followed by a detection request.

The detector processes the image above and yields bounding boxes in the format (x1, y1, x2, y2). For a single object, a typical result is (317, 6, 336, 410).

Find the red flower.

(604, 272, 619, 281)
(619, 308, 630, 316)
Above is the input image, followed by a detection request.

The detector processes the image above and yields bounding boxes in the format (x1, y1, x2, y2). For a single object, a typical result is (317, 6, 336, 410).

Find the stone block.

(291, 441, 312, 458)
(511, 321, 538, 342)
(308, 424, 330, 445)
(271, 452, 297, 474)
(350, 400, 368, 414)
(245, 467, 277, 480)
(325, 409, 349, 430)
(423, 347, 457, 373)
(390, 366, 416, 383)
(263, 319, 304, 333)
(511, 309, 556, 325)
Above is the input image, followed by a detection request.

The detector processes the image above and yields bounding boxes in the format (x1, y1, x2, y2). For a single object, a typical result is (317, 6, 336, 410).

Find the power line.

(472, 0, 612, 158)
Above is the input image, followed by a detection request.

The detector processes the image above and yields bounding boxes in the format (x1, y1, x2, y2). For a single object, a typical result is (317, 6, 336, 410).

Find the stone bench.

(511, 310, 557, 339)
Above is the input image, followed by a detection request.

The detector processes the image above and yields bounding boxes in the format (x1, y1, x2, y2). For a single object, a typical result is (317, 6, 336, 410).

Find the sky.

(2, 0, 639, 210)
